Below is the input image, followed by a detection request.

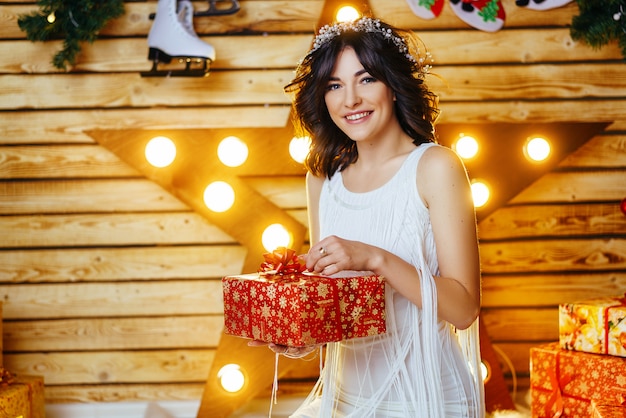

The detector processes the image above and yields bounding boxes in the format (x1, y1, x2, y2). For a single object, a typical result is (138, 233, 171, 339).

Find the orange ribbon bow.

(258, 247, 306, 276)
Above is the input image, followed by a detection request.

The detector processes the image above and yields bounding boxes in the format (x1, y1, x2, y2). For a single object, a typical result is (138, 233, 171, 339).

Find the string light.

(453, 134, 479, 160)
(335, 5, 360, 22)
(217, 136, 248, 167)
(204, 181, 235, 212)
(262, 223, 293, 251)
(145, 136, 176, 168)
(480, 360, 491, 383)
(217, 364, 246, 393)
(471, 180, 490, 208)
(289, 136, 310, 164)
(525, 136, 551, 162)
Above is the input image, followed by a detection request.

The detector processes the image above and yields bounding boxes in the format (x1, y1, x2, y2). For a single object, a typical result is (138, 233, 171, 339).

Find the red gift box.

(530, 343, 626, 418)
(222, 248, 386, 347)
(560, 294, 626, 357)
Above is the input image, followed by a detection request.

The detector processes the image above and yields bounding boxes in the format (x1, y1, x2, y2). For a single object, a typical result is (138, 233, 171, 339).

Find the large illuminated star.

(88, 119, 606, 418)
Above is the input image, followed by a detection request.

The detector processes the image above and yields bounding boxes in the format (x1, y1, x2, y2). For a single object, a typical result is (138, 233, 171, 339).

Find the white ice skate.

(142, 0, 216, 77)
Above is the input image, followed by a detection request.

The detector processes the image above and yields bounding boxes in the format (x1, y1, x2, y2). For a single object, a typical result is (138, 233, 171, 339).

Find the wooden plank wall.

(1, 0, 625, 406)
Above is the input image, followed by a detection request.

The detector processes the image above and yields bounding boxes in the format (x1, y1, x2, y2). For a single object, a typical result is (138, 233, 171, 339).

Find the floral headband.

(307, 17, 432, 77)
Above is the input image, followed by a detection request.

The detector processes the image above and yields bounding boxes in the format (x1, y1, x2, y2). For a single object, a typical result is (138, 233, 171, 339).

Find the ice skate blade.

(141, 68, 209, 77)
(141, 48, 211, 78)
(149, 0, 240, 19)
(141, 61, 211, 77)
(194, 0, 240, 16)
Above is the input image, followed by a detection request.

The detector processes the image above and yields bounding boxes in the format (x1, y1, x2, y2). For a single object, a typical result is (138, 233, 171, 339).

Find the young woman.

(265, 17, 484, 417)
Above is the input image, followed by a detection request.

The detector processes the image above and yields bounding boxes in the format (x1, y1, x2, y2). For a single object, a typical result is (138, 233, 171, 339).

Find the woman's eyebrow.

(328, 68, 368, 82)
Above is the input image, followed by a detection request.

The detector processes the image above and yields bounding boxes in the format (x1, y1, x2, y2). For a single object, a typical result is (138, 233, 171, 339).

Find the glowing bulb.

(262, 223, 292, 252)
(289, 136, 311, 164)
(525, 136, 551, 162)
(217, 136, 248, 167)
(217, 364, 245, 393)
(204, 181, 235, 212)
(454, 135, 479, 160)
(480, 361, 491, 383)
(47, 12, 56, 23)
(145, 136, 176, 168)
(336, 6, 360, 22)
(470, 180, 490, 208)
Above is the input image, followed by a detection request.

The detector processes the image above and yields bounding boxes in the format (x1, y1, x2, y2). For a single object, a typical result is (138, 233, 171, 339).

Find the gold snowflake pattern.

(316, 282, 329, 298)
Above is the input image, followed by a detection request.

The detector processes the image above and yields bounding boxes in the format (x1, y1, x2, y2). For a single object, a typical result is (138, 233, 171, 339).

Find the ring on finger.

(319, 247, 327, 256)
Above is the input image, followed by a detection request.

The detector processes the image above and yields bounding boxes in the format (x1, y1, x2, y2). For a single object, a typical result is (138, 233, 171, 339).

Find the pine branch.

(570, 0, 626, 60)
(17, 0, 126, 70)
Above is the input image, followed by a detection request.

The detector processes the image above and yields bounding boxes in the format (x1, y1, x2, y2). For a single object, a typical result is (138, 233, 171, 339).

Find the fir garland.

(18, 0, 125, 70)
(570, 0, 626, 60)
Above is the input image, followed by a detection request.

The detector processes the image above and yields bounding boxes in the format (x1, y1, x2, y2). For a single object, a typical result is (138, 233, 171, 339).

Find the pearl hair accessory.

(308, 17, 432, 77)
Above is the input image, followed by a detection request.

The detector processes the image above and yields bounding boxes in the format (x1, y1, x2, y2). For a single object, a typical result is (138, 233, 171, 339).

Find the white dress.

(290, 143, 485, 418)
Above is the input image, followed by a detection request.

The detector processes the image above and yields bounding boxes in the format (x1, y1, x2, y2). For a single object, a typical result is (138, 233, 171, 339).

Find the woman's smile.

(345, 111, 373, 122)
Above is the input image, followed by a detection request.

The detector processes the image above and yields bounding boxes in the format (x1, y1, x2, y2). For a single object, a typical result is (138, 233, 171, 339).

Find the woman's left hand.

(305, 235, 376, 275)
(248, 340, 321, 358)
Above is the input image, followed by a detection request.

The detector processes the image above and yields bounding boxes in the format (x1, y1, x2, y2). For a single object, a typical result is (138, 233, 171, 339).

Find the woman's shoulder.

(416, 144, 469, 202)
(419, 143, 465, 174)
(306, 171, 326, 188)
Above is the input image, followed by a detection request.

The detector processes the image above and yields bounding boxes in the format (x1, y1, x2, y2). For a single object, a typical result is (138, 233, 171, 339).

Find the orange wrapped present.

(591, 401, 626, 418)
(222, 247, 386, 347)
(530, 343, 626, 418)
(0, 370, 45, 418)
(559, 293, 626, 357)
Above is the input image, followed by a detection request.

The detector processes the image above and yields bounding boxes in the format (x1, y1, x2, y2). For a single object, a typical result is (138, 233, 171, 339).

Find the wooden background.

(1, 0, 626, 409)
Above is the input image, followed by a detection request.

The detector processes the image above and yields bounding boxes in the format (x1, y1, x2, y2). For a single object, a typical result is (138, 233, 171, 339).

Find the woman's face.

(324, 47, 396, 144)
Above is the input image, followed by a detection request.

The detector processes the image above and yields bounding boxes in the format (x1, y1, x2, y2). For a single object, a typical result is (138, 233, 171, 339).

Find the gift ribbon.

(603, 293, 626, 354)
(544, 350, 574, 418)
(0, 368, 15, 386)
(258, 247, 306, 278)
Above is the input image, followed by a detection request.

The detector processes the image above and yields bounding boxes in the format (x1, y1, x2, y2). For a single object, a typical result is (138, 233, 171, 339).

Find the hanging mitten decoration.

(406, 0, 446, 19)
(569, 0, 626, 60)
(515, 0, 572, 11)
(17, 0, 125, 70)
(449, 0, 506, 32)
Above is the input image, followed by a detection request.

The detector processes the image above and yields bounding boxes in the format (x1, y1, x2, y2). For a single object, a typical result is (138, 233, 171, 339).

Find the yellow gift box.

(559, 294, 626, 357)
(0, 374, 45, 418)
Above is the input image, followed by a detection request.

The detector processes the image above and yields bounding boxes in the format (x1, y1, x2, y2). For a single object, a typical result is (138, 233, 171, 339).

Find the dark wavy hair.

(284, 19, 440, 179)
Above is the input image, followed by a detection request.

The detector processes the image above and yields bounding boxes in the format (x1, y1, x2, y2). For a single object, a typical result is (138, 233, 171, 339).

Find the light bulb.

(289, 136, 310, 164)
(145, 136, 176, 168)
(471, 180, 490, 208)
(480, 360, 491, 383)
(217, 136, 248, 167)
(204, 181, 235, 212)
(525, 136, 551, 162)
(336, 6, 360, 22)
(454, 135, 479, 160)
(262, 223, 292, 251)
(217, 364, 245, 393)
